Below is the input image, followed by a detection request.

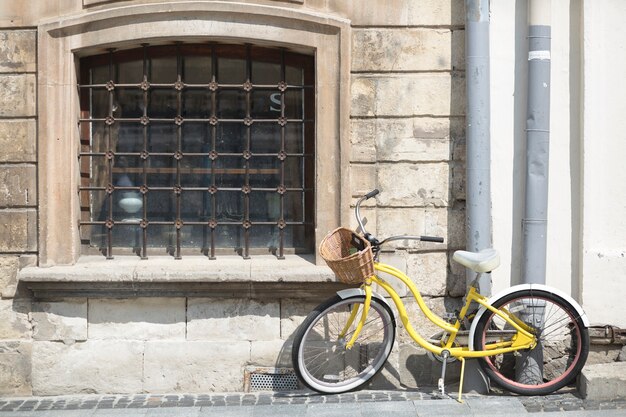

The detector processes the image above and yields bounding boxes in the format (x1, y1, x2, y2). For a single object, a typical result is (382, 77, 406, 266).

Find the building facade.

(0, 0, 623, 396)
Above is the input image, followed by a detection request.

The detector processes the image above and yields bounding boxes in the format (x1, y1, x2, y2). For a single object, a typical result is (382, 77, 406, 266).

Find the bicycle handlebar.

(355, 189, 444, 246)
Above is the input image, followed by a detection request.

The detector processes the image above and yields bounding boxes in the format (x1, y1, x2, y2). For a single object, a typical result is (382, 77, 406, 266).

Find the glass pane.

(149, 88, 177, 118)
(252, 61, 281, 85)
(284, 157, 303, 188)
(182, 123, 210, 153)
(111, 222, 142, 247)
(216, 123, 245, 153)
(112, 155, 142, 188)
(286, 65, 303, 85)
(146, 191, 175, 221)
(284, 90, 303, 119)
(285, 123, 303, 154)
(214, 156, 245, 188)
(217, 90, 246, 119)
(184, 55, 212, 84)
(91, 90, 110, 119)
(146, 155, 175, 187)
(180, 156, 211, 187)
(180, 191, 209, 220)
(213, 224, 242, 249)
(284, 191, 304, 222)
(182, 90, 210, 119)
(148, 123, 176, 153)
(92, 65, 110, 84)
(150, 56, 177, 84)
(251, 90, 280, 118)
(249, 224, 277, 248)
(118, 60, 144, 84)
(249, 192, 280, 222)
(251, 124, 280, 153)
(117, 123, 144, 153)
(218, 58, 246, 84)
(115, 88, 144, 118)
(216, 191, 243, 221)
(88, 155, 108, 188)
(146, 224, 175, 248)
(249, 157, 280, 188)
(89, 190, 108, 223)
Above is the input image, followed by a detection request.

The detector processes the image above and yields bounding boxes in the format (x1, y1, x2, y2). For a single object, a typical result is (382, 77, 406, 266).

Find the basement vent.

(244, 367, 300, 392)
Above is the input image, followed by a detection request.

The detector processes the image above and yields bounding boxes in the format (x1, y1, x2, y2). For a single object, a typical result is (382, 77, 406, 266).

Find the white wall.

(581, 0, 626, 326)
(490, 0, 626, 326)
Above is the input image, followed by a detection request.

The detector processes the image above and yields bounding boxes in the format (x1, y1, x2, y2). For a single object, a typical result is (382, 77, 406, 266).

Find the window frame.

(36, 2, 351, 267)
(78, 43, 315, 260)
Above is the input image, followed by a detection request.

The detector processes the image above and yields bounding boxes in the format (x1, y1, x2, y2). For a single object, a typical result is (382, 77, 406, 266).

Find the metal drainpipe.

(519, 0, 551, 385)
(522, 0, 551, 285)
(464, 0, 492, 394)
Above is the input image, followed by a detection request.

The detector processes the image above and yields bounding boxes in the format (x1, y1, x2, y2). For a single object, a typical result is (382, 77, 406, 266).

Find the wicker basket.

(319, 227, 375, 284)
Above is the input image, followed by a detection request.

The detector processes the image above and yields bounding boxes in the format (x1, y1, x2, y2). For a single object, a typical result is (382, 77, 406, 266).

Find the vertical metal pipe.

(465, 0, 492, 293)
(519, 0, 551, 386)
(464, 0, 492, 394)
(522, 0, 551, 285)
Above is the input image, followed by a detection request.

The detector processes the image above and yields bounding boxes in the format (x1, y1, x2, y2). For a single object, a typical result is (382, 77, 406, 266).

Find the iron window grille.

(78, 43, 315, 260)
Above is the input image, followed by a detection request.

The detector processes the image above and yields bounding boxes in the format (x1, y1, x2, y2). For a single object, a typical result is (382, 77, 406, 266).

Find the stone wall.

(0, 28, 37, 396)
(0, 0, 470, 396)
(348, 0, 467, 388)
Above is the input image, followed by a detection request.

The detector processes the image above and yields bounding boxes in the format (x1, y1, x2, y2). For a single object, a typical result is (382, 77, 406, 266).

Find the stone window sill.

(18, 255, 350, 299)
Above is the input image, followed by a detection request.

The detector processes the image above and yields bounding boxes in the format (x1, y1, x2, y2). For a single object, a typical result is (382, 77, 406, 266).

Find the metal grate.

(78, 43, 315, 260)
(245, 367, 300, 392)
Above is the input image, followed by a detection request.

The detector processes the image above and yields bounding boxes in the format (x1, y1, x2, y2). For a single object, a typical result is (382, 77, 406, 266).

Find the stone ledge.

(18, 255, 350, 299)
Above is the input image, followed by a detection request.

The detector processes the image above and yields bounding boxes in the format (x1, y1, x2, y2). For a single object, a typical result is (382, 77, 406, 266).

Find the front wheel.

(292, 294, 396, 394)
(473, 289, 589, 395)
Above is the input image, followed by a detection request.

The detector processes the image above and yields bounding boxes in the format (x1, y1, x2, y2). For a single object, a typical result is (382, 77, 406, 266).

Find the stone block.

(0, 120, 36, 162)
(350, 119, 376, 163)
(353, 29, 452, 72)
(0, 209, 37, 252)
(377, 163, 450, 207)
(0, 255, 19, 298)
(0, 341, 32, 396)
(452, 30, 465, 71)
(0, 298, 31, 338)
(376, 208, 448, 250)
(187, 298, 280, 341)
(31, 300, 87, 342)
(370, 342, 402, 389)
(351, 74, 453, 117)
(280, 298, 328, 340)
(451, 161, 466, 201)
(0, 164, 37, 206)
(144, 340, 250, 392)
(250, 340, 292, 368)
(32, 340, 144, 395)
(0, 74, 35, 117)
(89, 298, 185, 340)
(335, 0, 464, 26)
(578, 361, 626, 400)
(350, 163, 377, 197)
(406, 252, 448, 297)
(0, 30, 36, 73)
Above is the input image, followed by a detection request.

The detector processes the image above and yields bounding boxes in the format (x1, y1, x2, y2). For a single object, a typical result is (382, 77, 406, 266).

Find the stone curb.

(1, 390, 626, 414)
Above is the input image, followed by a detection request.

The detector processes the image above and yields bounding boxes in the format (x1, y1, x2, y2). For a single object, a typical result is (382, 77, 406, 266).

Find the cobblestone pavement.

(1, 389, 625, 413)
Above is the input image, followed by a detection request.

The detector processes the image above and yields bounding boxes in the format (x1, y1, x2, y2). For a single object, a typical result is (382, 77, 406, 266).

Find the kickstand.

(437, 350, 449, 397)
(457, 357, 466, 403)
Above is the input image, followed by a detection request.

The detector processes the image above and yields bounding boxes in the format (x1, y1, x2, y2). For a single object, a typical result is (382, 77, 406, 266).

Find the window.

(78, 44, 315, 259)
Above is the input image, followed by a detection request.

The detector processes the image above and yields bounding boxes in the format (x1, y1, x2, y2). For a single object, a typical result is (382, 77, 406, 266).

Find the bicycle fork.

(338, 281, 373, 349)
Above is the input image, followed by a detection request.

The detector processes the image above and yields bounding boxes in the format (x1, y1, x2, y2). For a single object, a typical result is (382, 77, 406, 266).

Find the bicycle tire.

(292, 294, 396, 394)
(473, 289, 589, 395)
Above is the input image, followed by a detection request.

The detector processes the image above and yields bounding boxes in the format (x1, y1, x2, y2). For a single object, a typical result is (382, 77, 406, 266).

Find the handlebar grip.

(421, 236, 444, 243)
(365, 189, 380, 199)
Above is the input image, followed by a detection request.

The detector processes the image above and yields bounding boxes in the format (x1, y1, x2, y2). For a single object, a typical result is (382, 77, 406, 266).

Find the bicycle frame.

(344, 262, 537, 359)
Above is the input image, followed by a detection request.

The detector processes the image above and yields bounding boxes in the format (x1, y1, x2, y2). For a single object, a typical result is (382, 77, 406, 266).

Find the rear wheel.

(292, 295, 395, 393)
(473, 289, 589, 395)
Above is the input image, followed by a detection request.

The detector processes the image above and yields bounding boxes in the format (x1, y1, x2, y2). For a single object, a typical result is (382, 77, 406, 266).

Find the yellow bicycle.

(292, 190, 589, 400)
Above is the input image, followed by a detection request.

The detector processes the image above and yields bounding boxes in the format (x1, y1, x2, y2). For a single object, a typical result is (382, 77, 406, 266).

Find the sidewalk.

(1, 389, 626, 417)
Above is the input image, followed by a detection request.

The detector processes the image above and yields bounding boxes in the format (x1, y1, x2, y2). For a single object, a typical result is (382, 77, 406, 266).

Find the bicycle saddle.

(452, 248, 500, 273)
